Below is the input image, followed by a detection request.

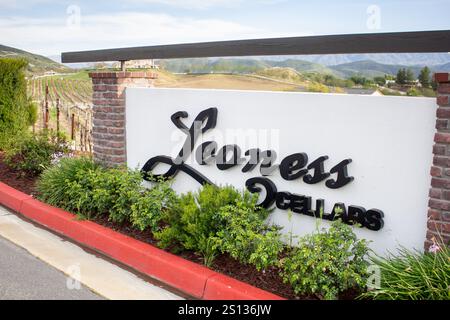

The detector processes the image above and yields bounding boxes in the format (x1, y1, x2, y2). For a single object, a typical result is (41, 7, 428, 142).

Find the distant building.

(113, 59, 159, 69)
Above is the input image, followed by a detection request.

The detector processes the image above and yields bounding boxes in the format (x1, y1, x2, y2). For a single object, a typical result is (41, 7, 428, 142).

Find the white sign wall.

(126, 87, 436, 255)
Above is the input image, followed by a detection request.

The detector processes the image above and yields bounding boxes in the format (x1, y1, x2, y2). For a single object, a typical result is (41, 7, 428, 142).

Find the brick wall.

(427, 72, 450, 249)
(89, 71, 157, 167)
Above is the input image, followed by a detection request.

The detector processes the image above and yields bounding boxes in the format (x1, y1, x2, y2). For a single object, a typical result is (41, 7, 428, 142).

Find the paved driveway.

(0, 234, 102, 300)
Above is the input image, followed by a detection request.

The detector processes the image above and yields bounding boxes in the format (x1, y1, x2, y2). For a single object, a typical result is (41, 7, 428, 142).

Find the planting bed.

(0, 154, 361, 300)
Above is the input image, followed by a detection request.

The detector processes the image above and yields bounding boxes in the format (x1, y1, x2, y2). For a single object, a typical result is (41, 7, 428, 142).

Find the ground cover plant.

(0, 58, 37, 149)
(34, 157, 378, 299)
(360, 238, 449, 300)
(4, 129, 69, 176)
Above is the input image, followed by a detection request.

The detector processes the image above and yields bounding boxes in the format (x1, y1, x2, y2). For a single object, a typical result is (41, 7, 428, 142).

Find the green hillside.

(0, 44, 71, 75)
(159, 58, 337, 75)
(329, 60, 424, 78)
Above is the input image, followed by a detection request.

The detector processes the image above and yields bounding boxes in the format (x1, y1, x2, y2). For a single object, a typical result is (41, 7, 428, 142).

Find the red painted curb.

(0, 182, 32, 212)
(204, 274, 283, 300)
(0, 181, 283, 300)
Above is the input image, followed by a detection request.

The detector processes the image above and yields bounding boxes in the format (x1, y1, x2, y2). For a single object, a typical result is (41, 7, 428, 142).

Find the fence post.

(427, 73, 450, 249)
(89, 71, 157, 166)
(56, 98, 60, 137)
(71, 113, 75, 141)
(44, 84, 49, 129)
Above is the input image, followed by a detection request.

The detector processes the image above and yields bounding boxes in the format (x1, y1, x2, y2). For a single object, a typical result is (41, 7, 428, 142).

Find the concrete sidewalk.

(0, 205, 183, 300)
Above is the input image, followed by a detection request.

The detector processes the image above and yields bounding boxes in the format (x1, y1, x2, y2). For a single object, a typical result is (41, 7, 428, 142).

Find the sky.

(0, 0, 449, 57)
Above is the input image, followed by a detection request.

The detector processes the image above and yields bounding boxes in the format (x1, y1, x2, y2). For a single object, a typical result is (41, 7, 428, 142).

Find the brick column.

(427, 72, 450, 249)
(89, 71, 157, 167)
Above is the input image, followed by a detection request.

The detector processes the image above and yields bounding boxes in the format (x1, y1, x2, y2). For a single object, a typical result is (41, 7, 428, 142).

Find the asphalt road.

(0, 234, 102, 300)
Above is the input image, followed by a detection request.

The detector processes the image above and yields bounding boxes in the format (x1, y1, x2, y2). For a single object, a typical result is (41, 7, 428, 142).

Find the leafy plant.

(360, 240, 450, 300)
(5, 130, 69, 175)
(155, 185, 243, 264)
(154, 184, 277, 268)
(213, 202, 283, 271)
(130, 178, 177, 232)
(0, 58, 37, 149)
(37, 157, 175, 226)
(280, 220, 370, 300)
(36, 156, 101, 215)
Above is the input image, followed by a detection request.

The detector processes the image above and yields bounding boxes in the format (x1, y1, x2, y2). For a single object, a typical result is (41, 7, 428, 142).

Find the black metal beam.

(61, 30, 450, 63)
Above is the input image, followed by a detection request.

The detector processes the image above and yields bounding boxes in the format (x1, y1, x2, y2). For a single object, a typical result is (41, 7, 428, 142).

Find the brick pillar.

(427, 72, 450, 249)
(89, 71, 157, 167)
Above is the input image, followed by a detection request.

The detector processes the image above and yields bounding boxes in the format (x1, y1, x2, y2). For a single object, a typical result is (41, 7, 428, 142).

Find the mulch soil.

(0, 152, 359, 300)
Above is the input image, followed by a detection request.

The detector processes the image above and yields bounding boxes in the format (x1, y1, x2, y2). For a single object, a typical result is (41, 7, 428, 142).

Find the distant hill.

(329, 60, 450, 78)
(159, 57, 450, 80)
(159, 58, 338, 76)
(0, 45, 71, 75)
(271, 53, 450, 66)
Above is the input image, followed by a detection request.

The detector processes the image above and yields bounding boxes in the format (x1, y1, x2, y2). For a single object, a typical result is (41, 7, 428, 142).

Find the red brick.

(106, 113, 125, 120)
(429, 198, 450, 211)
(438, 83, 450, 94)
(443, 190, 450, 200)
(428, 209, 442, 219)
(431, 166, 443, 177)
(107, 127, 124, 134)
(434, 132, 450, 144)
(433, 156, 449, 167)
(429, 187, 442, 198)
(93, 106, 113, 113)
(436, 119, 448, 130)
(433, 144, 446, 155)
(431, 177, 450, 189)
(434, 73, 450, 83)
(442, 212, 450, 222)
(105, 141, 125, 148)
(436, 107, 450, 119)
(437, 95, 449, 106)
(93, 126, 108, 134)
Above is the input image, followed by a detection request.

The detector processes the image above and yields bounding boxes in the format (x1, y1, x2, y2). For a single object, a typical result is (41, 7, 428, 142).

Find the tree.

(0, 58, 36, 148)
(396, 68, 406, 85)
(405, 69, 415, 83)
(373, 76, 386, 86)
(418, 66, 431, 88)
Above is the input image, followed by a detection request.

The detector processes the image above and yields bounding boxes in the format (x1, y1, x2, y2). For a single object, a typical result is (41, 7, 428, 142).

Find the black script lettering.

(290, 194, 312, 215)
(195, 141, 217, 165)
(303, 156, 330, 184)
(216, 144, 244, 170)
(241, 148, 260, 173)
(364, 209, 384, 231)
(279, 153, 308, 181)
(245, 176, 277, 208)
(276, 192, 291, 210)
(326, 159, 354, 189)
(260, 150, 278, 176)
(346, 205, 366, 225)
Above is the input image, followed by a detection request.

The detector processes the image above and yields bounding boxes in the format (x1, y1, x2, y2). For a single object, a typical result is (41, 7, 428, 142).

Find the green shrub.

(0, 58, 37, 149)
(130, 179, 177, 232)
(37, 157, 175, 227)
(406, 88, 421, 96)
(280, 220, 370, 300)
(5, 130, 69, 175)
(89, 167, 145, 223)
(359, 242, 450, 300)
(308, 82, 330, 93)
(36, 157, 101, 215)
(213, 202, 283, 271)
(155, 184, 276, 267)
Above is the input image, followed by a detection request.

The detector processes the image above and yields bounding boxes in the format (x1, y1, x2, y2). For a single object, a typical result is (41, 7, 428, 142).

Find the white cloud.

(128, 0, 286, 10)
(0, 0, 58, 9)
(0, 12, 302, 56)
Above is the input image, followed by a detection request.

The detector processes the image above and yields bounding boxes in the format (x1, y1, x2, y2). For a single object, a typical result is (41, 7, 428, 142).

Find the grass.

(360, 244, 450, 300)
